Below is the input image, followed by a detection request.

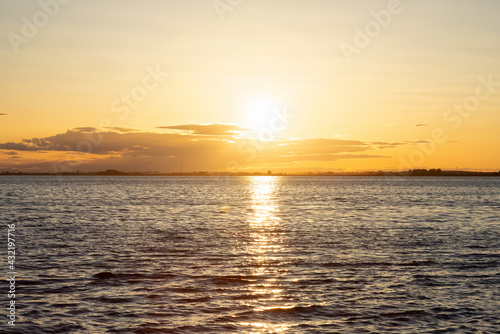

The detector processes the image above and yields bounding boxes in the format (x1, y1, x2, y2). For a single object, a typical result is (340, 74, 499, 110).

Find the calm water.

(1, 176, 499, 333)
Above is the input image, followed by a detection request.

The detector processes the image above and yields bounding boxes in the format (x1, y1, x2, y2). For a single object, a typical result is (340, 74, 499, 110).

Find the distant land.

(1, 169, 499, 177)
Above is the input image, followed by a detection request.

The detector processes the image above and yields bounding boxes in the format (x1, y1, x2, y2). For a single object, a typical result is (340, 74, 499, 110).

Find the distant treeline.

(408, 169, 500, 176)
(1, 168, 499, 176)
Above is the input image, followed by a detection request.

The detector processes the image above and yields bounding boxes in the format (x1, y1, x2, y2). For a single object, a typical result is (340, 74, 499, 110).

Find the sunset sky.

(1, 0, 499, 172)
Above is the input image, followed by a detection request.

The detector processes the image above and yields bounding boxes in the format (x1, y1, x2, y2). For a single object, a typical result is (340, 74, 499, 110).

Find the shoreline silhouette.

(1, 169, 499, 177)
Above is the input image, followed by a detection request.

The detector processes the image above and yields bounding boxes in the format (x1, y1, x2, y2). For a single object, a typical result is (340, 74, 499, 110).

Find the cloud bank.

(0, 125, 403, 172)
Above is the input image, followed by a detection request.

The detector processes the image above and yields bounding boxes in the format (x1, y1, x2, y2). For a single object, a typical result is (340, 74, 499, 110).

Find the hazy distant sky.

(1, 0, 499, 172)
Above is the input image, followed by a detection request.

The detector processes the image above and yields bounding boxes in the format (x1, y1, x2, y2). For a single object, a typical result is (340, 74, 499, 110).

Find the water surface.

(1, 176, 499, 333)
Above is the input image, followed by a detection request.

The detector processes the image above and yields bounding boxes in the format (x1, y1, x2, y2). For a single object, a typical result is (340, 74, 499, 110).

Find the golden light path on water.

(239, 176, 292, 333)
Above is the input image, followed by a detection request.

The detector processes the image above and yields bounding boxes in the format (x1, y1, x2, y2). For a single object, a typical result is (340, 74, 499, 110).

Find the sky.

(1, 0, 499, 173)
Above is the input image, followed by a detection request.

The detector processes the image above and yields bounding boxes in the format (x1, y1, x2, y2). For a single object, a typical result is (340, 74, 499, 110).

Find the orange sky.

(1, 0, 499, 172)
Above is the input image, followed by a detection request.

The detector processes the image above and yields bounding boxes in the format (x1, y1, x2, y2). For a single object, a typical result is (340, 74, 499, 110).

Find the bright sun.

(245, 97, 278, 131)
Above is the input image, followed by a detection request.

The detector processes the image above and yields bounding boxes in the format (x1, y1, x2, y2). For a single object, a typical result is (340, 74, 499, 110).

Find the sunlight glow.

(245, 97, 279, 131)
(238, 322, 290, 333)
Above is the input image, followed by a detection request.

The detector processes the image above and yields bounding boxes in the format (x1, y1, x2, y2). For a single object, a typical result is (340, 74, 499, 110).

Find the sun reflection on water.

(239, 176, 293, 333)
(247, 176, 282, 256)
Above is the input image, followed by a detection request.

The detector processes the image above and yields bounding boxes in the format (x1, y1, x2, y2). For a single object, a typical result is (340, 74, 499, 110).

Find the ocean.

(1, 176, 499, 333)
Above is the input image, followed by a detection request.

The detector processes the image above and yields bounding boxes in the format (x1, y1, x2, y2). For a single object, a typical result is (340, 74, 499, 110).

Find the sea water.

(1, 176, 499, 333)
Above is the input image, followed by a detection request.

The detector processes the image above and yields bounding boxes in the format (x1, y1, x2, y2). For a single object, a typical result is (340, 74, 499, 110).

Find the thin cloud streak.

(157, 124, 251, 136)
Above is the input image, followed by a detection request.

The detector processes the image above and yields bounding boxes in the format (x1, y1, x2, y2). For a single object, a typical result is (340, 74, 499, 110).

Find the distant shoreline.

(1, 169, 499, 177)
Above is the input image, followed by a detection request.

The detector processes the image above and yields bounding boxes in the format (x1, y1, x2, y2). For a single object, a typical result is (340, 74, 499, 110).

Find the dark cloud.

(415, 124, 428, 127)
(158, 123, 251, 135)
(0, 113, 8, 116)
(0, 142, 39, 151)
(4, 151, 19, 156)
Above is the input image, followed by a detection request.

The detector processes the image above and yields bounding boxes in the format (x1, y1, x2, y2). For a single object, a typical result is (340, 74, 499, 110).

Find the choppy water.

(1, 176, 500, 333)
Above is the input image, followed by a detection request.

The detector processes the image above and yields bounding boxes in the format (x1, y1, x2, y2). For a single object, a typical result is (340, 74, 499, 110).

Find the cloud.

(415, 124, 428, 127)
(73, 127, 97, 133)
(0, 125, 404, 172)
(105, 127, 139, 133)
(0, 142, 39, 151)
(0, 113, 8, 116)
(252, 153, 389, 164)
(370, 141, 405, 147)
(158, 123, 251, 135)
(403, 140, 432, 145)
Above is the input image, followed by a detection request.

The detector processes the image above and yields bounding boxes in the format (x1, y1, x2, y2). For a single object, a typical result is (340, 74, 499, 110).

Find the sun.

(245, 97, 278, 131)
